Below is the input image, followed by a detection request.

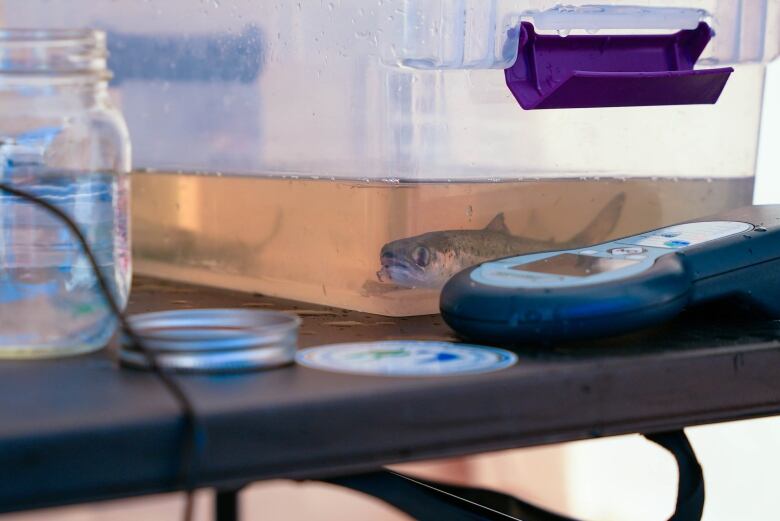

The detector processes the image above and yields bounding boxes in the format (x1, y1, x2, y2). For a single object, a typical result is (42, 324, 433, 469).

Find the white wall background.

(755, 59, 780, 204)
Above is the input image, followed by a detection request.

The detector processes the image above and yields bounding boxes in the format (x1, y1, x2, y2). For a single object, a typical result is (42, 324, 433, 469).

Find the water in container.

(0, 168, 130, 356)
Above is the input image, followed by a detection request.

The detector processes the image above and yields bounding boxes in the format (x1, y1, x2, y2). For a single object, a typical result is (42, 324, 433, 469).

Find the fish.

(377, 193, 626, 289)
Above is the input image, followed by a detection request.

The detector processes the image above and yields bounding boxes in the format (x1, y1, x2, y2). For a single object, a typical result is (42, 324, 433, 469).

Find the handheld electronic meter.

(440, 206, 780, 344)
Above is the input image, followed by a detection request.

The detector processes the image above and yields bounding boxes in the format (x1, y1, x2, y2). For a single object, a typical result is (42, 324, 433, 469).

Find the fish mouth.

(377, 256, 414, 280)
(376, 258, 425, 287)
(381, 258, 420, 271)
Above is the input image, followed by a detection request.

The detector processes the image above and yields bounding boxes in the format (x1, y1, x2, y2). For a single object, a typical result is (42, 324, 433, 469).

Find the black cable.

(0, 182, 197, 521)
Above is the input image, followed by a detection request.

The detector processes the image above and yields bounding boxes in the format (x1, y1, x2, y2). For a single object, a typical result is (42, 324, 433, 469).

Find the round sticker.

(296, 341, 517, 377)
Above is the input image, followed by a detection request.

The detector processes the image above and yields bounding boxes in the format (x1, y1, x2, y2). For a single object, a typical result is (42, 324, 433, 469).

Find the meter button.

(625, 254, 647, 261)
(609, 247, 646, 256)
(579, 250, 599, 255)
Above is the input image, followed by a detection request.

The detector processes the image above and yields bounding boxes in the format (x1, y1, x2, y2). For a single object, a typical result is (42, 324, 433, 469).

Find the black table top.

(2, 277, 780, 514)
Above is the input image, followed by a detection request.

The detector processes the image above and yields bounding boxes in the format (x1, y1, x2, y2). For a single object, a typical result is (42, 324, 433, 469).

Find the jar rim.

(0, 28, 108, 78)
(0, 28, 105, 44)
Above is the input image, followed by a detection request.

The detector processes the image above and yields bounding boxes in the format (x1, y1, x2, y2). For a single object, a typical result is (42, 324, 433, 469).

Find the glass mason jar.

(0, 29, 131, 358)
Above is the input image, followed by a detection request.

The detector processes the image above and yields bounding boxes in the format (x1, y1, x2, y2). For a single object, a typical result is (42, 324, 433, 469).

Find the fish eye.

(412, 246, 431, 267)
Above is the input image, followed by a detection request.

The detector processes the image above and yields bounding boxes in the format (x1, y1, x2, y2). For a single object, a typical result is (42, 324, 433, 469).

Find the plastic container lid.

(118, 308, 301, 373)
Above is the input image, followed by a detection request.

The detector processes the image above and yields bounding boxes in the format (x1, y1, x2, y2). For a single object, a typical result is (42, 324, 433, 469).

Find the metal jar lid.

(118, 308, 301, 373)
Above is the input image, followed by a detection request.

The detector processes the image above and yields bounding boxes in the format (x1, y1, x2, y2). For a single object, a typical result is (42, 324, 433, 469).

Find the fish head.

(377, 233, 466, 289)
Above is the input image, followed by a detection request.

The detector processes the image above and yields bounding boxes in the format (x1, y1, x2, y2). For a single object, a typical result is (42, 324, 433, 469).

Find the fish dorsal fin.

(484, 213, 510, 234)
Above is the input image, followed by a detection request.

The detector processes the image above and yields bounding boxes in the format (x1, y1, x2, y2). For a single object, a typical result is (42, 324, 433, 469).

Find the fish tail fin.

(567, 193, 626, 246)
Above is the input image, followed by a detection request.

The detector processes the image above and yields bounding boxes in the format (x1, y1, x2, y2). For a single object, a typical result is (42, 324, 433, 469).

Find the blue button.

(664, 240, 690, 248)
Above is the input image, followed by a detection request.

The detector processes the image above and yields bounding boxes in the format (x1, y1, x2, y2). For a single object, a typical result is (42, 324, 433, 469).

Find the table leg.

(321, 430, 704, 521)
(215, 488, 241, 521)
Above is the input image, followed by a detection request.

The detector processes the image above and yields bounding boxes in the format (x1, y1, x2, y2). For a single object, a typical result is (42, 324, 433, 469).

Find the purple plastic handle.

(505, 22, 734, 110)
